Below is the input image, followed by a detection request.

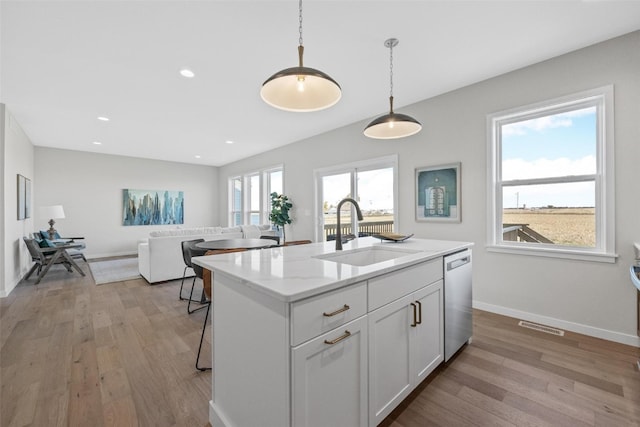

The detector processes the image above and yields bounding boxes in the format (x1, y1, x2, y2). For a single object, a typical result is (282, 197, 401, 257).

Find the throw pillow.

(40, 230, 61, 240)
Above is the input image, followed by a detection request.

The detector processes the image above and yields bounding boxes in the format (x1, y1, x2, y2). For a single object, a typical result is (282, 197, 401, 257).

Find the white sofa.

(138, 224, 273, 283)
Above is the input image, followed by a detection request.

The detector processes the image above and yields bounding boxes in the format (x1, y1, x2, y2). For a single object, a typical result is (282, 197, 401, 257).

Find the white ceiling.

(2, 1, 640, 167)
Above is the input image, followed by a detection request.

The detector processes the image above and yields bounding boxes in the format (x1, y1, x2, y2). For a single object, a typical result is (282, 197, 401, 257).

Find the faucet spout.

(335, 198, 363, 251)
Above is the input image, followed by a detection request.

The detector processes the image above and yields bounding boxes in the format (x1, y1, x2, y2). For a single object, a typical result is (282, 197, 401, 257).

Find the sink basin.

(314, 246, 420, 267)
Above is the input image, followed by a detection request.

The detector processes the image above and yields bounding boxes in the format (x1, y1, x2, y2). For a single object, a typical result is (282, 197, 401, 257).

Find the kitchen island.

(193, 236, 472, 427)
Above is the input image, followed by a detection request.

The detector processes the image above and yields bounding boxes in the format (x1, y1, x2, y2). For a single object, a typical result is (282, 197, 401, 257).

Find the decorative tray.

(372, 232, 414, 242)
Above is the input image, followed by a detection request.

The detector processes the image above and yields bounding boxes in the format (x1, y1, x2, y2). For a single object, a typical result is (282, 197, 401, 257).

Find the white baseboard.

(86, 251, 137, 260)
(473, 300, 640, 348)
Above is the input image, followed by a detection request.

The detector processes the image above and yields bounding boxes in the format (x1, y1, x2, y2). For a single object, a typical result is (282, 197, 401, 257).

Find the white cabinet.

(368, 280, 443, 426)
(412, 282, 444, 382)
(292, 316, 368, 427)
(205, 247, 457, 427)
(291, 282, 367, 346)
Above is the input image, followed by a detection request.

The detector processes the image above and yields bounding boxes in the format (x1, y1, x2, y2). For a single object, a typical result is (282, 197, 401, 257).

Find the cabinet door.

(292, 316, 368, 427)
(411, 280, 444, 384)
(368, 294, 413, 427)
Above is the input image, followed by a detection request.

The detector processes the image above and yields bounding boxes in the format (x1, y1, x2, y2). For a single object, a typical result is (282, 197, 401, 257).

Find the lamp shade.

(364, 38, 422, 140)
(39, 205, 65, 219)
(261, 65, 341, 112)
(364, 112, 422, 139)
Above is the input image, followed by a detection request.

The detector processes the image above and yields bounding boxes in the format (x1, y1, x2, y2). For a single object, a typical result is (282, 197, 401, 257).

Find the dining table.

(195, 238, 279, 251)
(191, 238, 279, 304)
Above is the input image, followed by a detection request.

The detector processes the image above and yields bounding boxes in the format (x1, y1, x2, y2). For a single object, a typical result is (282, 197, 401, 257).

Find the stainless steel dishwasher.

(444, 249, 473, 361)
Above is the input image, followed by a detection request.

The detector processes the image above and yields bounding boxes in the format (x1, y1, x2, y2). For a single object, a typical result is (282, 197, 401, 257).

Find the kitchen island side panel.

(211, 271, 290, 427)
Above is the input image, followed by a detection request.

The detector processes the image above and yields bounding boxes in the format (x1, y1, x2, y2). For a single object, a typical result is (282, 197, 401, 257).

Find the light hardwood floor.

(2, 262, 639, 427)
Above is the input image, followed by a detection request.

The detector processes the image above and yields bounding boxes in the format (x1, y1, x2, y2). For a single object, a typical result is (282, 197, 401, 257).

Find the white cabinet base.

(292, 316, 368, 427)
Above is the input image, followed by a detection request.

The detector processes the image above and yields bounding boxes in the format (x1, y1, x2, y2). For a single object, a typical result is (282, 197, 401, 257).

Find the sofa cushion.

(221, 226, 242, 234)
(149, 227, 222, 238)
(241, 224, 271, 238)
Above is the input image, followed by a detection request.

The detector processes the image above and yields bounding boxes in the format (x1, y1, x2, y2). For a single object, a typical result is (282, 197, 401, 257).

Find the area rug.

(89, 257, 141, 285)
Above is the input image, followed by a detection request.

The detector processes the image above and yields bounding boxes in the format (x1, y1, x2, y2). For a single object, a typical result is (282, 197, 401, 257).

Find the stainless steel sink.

(314, 246, 420, 267)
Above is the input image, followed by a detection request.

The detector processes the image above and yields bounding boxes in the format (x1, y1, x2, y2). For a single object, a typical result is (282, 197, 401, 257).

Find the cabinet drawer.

(368, 258, 442, 311)
(291, 282, 367, 346)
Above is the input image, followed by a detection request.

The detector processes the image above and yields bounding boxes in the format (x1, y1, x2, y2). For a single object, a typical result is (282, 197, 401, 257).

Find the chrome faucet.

(335, 198, 363, 251)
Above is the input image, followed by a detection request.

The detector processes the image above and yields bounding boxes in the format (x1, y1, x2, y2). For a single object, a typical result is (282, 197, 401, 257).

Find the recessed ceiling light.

(195, 155, 201, 159)
(225, 140, 234, 144)
(97, 116, 110, 121)
(180, 68, 195, 78)
(92, 141, 102, 145)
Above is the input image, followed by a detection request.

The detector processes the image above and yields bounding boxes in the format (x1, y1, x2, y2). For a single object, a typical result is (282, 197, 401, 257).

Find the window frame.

(313, 155, 398, 242)
(486, 86, 616, 263)
(228, 165, 283, 227)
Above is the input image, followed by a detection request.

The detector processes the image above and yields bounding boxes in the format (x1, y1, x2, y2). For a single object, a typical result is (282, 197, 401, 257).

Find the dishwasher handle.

(447, 255, 470, 271)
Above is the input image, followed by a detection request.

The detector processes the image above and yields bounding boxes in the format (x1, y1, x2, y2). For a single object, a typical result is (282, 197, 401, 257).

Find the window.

(314, 155, 398, 242)
(487, 86, 615, 262)
(229, 165, 283, 226)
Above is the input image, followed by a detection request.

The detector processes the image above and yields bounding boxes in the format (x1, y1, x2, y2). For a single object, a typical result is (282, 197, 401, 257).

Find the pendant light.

(260, 0, 341, 112)
(364, 38, 422, 139)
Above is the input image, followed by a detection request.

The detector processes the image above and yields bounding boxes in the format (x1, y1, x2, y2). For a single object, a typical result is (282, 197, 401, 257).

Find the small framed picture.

(17, 174, 26, 220)
(415, 163, 461, 222)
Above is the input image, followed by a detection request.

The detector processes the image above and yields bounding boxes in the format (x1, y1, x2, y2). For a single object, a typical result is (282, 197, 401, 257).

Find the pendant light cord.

(298, 0, 303, 47)
(389, 42, 394, 98)
(297, 0, 305, 67)
(388, 39, 395, 113)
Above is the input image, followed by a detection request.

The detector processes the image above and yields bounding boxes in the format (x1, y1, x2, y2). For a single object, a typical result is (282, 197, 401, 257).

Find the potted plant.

(269, 192, 293, 244)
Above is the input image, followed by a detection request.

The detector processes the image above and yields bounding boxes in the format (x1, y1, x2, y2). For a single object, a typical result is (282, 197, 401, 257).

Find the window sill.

(486, 244, 618, 263)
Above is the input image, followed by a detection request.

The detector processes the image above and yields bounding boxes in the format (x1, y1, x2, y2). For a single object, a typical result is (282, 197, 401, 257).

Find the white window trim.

(486, 86, 617, 263)
(228, 164, 283, 227)
(229, 176, 243, 227)
(313, 155, 399, 242)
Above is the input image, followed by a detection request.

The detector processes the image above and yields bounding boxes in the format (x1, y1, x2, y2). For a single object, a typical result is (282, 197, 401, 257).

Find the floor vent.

(518, 320, 565, 336)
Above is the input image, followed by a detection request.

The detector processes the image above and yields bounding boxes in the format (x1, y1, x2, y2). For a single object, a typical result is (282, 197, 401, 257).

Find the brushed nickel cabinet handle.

(416, 300, 422, 325)
(323, 304, 350, 317)
(410, 303, 417, 327)
(324, 330, 351, 345)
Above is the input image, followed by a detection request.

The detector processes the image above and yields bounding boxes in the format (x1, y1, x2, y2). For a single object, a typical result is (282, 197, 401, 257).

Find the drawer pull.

(324, 330, 351, 345)
(415, 300, 422, 325)
(323, 304, 350, 317)
(410, 303, 417, 327)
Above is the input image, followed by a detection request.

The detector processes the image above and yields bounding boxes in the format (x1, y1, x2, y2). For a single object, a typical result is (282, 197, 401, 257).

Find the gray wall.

(34, 148, 219, 259)
(218, 31, 640, 345)
(2, 105, 36, 297)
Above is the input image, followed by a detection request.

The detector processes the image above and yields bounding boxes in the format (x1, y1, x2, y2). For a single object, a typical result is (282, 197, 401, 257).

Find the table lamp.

(39, 205, 65, 239)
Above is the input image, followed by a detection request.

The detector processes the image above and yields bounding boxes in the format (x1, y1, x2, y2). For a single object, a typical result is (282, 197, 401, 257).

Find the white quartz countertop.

(192, 236, 473, 302)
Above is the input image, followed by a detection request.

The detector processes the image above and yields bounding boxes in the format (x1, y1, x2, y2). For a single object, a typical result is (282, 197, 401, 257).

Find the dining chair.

(260, 234, 280, 245)
(179, 238, 205, 301)
(194, 248, 247, 371)
(186, 246, 247, 315)
(186, 245, 210, 314)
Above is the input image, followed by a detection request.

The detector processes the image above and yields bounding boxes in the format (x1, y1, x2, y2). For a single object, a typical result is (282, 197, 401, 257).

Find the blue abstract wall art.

(122, 189, 184, 226)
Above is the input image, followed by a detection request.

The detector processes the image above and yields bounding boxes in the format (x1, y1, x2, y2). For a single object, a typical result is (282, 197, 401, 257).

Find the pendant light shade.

(260, 1, 341, 112)
(261, 47, 342, 112)
(364, 38, 421, 139)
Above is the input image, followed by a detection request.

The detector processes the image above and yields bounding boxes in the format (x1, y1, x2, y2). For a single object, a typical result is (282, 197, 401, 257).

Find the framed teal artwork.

(415, 163, 461, 222)
(122, 189, 184, 226)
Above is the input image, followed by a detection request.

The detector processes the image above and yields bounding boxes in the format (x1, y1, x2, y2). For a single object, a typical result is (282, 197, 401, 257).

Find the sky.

(322, 168, 394, 211)
(501, 106, 596, 208)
